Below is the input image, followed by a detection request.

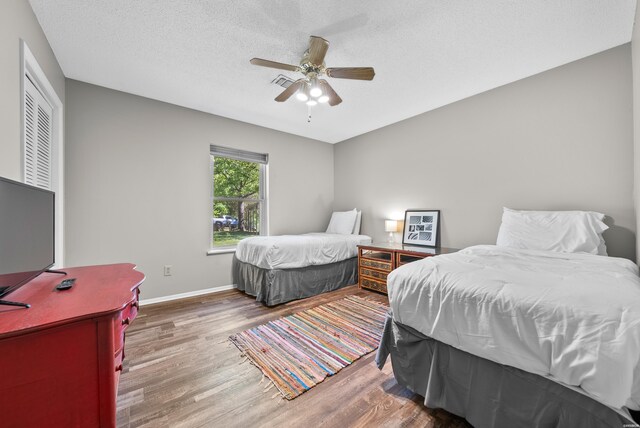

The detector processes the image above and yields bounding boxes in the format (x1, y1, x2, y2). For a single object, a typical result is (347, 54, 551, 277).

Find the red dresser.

(0, 263, 144, 428)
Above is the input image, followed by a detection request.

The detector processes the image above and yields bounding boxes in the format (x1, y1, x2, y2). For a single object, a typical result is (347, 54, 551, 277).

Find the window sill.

(207, 248, 236, 256)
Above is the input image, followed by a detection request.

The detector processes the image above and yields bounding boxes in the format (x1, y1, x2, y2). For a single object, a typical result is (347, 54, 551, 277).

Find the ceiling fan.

(250, 36, 375, 107)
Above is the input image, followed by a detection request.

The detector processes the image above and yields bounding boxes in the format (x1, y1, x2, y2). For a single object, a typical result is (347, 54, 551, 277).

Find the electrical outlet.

(164, 265, 172, 276)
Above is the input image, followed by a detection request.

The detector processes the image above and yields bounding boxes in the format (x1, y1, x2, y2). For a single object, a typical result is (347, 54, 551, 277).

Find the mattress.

(387, 245, 640, 410)
(235, 233, 371, 269)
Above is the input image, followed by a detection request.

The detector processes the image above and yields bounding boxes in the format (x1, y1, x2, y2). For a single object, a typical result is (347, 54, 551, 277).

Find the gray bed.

(376, 312, 636, 428)
(232, 255, 358, 306)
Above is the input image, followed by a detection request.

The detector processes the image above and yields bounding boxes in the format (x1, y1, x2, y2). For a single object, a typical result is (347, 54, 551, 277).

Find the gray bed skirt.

(376, 313, 636, 428)
(232, 255, 358, 306)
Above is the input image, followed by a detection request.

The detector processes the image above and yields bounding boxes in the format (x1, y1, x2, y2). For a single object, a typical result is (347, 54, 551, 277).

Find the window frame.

(207, 146, 269, 254)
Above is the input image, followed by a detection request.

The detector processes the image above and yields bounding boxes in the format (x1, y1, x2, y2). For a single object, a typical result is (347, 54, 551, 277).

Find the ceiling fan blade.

(275, 79, 306, 102)
(319, 80, 342, 106)
(250, 58, 300, 72)
(307, 36, 329, 65)
(325, 67, 375, 80)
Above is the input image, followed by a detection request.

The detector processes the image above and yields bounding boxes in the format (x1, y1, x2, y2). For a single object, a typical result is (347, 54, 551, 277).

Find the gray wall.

(632, 6, 640, 264)
(0, 0, 65, 181)
(65, 80, 334, 300)
(334, 45, 635, 260)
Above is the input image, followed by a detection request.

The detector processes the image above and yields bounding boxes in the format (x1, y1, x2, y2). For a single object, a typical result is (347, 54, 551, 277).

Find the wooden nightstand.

(357, 243, 458, 294)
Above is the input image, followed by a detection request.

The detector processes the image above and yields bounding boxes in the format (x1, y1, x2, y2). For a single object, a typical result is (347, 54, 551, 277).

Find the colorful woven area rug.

(229, 295, 388, 400)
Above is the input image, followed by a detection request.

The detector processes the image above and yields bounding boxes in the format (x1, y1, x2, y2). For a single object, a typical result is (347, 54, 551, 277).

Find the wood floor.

(116, 285, 470, 428)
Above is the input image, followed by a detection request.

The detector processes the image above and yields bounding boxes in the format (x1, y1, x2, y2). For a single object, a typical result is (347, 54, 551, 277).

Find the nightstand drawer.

(360, 277, 387, 294)
(396, 253, 428, 267)
(360, 258, 392, 272)
(360, 268, 388, 281)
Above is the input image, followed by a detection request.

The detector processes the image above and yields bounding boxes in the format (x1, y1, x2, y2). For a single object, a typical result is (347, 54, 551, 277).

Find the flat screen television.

(0, 176, 55, 308)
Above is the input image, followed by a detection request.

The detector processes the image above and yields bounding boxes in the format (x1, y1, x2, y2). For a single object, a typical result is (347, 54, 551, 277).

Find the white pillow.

(326, 209, 358, 235)
(496, 208, 608, 255)
(596, 236, 608, 256)
(352, 210, 362, 234)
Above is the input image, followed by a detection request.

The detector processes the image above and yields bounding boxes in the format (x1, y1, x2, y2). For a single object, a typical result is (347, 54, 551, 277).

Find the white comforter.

(388, 245, 640, 410)
(235, 233, 371, 269)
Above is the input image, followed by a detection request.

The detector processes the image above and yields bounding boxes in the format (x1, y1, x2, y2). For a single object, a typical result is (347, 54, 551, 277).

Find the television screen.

(0, 177, 55, 299)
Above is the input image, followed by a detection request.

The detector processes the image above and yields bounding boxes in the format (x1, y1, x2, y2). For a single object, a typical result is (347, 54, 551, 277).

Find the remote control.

(56, 278, 76, 291)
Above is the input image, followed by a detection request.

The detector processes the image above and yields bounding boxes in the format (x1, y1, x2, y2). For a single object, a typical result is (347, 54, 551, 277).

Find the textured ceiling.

(29, 0, 636, 144)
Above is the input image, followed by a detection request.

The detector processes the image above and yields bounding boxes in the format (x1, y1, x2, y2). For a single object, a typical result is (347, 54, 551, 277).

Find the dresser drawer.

(114, 327, 125, 355)
(359, 247, 393, 271)
(360, 268, 388, 281)
(114, 349, 124, 398)
(360, 277, 388, 294)
(113, 290, 140, 354)
(122, 296, 139, 327)
(115, 349, 123, 371)
(360, 258, 392, 272)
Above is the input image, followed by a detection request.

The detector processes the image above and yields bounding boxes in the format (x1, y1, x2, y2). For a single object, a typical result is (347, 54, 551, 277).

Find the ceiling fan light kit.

(250, 35, 375, 112)
(296, 84, 310, 102)
(309, 78, 323, 97)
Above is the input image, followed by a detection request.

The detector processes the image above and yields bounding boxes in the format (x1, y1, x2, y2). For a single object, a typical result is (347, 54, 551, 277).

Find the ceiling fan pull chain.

(307, 104, 312, 123)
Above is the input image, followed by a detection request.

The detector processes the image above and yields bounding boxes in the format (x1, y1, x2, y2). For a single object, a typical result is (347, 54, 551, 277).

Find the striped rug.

(229, 295, 389, 399)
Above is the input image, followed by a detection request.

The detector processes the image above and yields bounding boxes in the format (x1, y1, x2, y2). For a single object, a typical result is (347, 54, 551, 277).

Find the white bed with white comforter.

(233, 208, 371, 305)
(388, 244, 640, 411)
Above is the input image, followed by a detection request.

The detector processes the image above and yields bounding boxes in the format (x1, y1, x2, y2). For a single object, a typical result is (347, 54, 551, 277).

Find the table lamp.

(385, 220, 398, 243)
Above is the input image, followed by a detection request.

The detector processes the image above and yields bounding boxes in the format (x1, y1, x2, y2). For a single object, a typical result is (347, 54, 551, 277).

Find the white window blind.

(24, 75, 53, 190)
(210, 145, 268, 164)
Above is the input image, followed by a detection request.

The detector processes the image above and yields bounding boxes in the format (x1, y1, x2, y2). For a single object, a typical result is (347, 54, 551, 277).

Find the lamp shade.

(384, 220, 398, 232)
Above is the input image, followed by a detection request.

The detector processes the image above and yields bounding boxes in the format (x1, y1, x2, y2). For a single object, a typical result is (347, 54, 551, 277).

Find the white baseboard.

(140, 284, 237, 306)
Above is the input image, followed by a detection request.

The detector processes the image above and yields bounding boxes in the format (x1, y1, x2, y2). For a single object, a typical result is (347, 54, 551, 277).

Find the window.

(210, 145, 268, 249)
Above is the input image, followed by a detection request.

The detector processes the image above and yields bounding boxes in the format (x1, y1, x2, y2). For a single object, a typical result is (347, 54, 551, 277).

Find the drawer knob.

(115, 364, 123, 372)
(122, 317, 130, 326)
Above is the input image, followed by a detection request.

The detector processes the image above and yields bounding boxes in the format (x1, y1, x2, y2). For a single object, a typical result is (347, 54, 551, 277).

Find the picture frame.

(402, 209, 440, 247)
